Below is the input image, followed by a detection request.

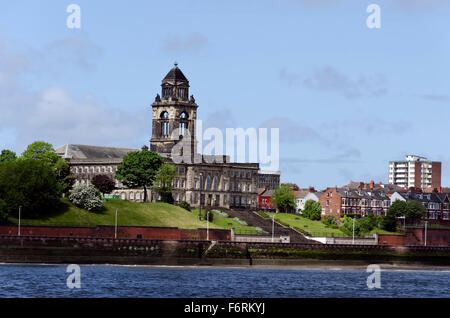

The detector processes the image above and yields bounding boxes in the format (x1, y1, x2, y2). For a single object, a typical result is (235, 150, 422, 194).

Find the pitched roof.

(55, 144, 139, 160)
(162, 63, 189, 84)
(336, 188, 390, 200)
(294, 189, 310, 199)
(343, 181, 403, 193)
(395, 192, 441, 203)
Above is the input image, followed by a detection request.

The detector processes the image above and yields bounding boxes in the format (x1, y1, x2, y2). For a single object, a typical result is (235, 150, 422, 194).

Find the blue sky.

(0, 0, 449, 189)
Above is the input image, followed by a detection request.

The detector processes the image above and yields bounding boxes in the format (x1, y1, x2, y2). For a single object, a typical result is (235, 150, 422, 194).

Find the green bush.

(200, 208, 214, 222)
(359, 214, 377, 233)
(302, 200, 322, 220)
(321, 215, 338, 228)
(179, 201, 191, 211)
(381, 214, 398, 232)
(69, 183, 103, 211)
(341, 216, 362, 237)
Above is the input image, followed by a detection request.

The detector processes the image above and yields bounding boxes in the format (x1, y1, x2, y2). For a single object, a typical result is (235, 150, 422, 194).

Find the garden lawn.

(191, 210, 267, 235)
(268, 213, 348, 237)
(8, 199, 221, 230)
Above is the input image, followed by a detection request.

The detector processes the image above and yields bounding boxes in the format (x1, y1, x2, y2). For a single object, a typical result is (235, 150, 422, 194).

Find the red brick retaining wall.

(379, 228, 450, 246)
(0, 225, 231, 241)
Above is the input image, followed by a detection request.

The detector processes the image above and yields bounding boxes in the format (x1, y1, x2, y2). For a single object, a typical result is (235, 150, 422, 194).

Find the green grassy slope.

(8, 199, 221, 230)
(268, 213, 399, 237)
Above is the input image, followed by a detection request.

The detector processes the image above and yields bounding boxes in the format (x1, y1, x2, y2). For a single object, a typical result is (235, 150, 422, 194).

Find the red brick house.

(319, 187, 391, 219)
(257, 187, 274, 210)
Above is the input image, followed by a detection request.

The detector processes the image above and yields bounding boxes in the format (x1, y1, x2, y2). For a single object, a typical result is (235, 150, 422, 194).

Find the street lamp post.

(207, 210, 209, 241)
(424, 221, 428, 246)
(18, 206, 22, 236)
(352, 217, 355, 245)
(115, 208, 118, 239)
(271, 215, 274, 243)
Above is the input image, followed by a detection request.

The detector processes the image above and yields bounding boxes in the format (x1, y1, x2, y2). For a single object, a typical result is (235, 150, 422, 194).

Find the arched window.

(179, 112, 188, 136)
(136, 192, 141, 201)
(121, 193, 126, 200)
(161, 111, 170, 137)
(213, 176, 219, 190)
(200, 174, 204, 189)
(206, 175, 212, 190)
(130, 192, 135, 200)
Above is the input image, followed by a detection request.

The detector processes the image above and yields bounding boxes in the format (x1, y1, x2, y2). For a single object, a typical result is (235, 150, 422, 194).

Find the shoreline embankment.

(1, 235, 449, 268)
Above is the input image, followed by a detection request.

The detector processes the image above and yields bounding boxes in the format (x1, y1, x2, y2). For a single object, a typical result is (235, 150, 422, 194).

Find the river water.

(0, 264, 448, 298)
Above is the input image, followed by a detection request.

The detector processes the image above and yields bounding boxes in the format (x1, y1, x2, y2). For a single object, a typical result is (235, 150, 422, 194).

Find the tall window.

(206, 175, 212, 190)
(200, 174, 204, 189)
(213, 176, 219, 190)
(163, 87, 173, 97)
(161, 111, 170, 137)
(178, 88, 187, 99)
(179, 112, 188, 136)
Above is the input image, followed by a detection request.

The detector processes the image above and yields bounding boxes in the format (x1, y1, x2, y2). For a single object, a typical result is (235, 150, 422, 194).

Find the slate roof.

(258, 188, 274, 197)
(162, 63, 189, 84)
(343, 181, 403, 194)
(294, 190, 310, 199)
(55, 144, 139, 160)
(336, 188, 390, 200)
(395, 192, 442, 203)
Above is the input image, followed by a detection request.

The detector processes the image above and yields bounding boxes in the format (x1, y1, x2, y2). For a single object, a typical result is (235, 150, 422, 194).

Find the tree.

(341, 215, 362, 237)
(54, 159, 76, 195)
(69, 183, 103, 211)
(0, 149, 17, 162)
(302, 200, 322, 220)
(21, 141, 75, 195)
(406, 200, 426, 219)
(0, 160, 62, 218)
(115, 149, 164, 202)
(91, 174, 116, 197)
(282, 183, 299, 191)
(179, 201, 191, 211)
(21, 141, 60, 166)
(388, 200, 409, 218)
(358, 214, 377, 233)
(0, 199, 8, 224)
(381, 214, 398, 232)
(272, 184, 296, 212)
(153, 163, 177, 203)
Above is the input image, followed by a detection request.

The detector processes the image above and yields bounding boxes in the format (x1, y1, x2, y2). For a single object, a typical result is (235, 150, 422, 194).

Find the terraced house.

(319, 187, 391, 219)
(390, 191, 450, 221)
(56, 64, 264, 209)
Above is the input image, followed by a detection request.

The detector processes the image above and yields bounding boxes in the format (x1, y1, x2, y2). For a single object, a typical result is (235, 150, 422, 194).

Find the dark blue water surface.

(0, 264, 449, 298)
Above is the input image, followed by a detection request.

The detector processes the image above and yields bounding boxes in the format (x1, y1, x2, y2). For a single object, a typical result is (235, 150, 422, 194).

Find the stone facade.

(56, 63, 263, 209)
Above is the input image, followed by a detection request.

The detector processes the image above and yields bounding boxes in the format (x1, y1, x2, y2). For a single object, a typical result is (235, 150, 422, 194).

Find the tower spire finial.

(174, 61, 178, 68)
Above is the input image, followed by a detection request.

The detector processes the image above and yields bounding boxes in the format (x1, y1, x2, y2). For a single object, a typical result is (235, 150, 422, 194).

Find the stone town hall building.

(56, 64, 266, 209)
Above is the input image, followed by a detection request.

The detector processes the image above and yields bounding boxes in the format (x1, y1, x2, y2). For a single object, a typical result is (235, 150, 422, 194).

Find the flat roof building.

(389, 155, 441, 190)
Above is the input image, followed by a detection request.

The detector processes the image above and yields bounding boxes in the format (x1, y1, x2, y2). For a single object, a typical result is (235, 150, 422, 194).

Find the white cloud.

(0, 32, 148, 153)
